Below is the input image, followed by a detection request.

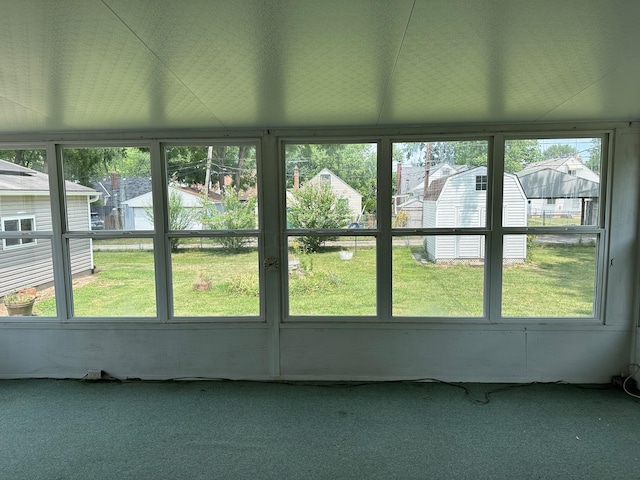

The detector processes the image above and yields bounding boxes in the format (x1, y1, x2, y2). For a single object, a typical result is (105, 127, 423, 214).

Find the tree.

(288, 184, 351, 252)
(0, 149, 47, 171)
(586, 139, 601, 174)
(504, 139, 542, 173)
(542, 144, 578, 160)
(453, 141, 488, 168)
(166, 145, 257, 193)
(285, 143, 376, 213)
(200, 191, 257, 251)
(145, 190, 198, 253)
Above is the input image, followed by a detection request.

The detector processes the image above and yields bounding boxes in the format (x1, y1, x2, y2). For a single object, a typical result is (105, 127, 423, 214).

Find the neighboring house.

(0, 160, 99, 296)
(422, 166, 527, 262)
(394, 163, 459, 227)
(516, 157, 600, 224)
(307, 168, 362, 222)
(122, 186, 211, 230)
(409, 163, 460, 200)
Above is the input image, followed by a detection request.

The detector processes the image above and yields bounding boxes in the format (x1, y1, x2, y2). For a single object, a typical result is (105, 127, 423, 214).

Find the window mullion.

(487, 134, 504, 322)
(151, 141, 170, 322)
(378, 137, 392, 321)
(48, 143, 72, 320)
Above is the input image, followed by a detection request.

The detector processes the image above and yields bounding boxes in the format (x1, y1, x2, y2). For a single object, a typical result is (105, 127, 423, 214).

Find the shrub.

(288, 184, 351, 252)
(201, 191, 257, 251)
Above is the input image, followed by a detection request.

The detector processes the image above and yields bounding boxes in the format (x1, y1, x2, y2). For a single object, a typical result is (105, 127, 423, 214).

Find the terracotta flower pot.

(4, 298, 36, 316)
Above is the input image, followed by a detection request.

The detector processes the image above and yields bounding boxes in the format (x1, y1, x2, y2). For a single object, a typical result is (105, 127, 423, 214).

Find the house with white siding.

(307, 168, 362, 222)
(0, 160, 99, 296)
(422, 166, 527, 262)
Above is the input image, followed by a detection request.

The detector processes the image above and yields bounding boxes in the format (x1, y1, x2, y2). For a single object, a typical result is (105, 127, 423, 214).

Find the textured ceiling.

(0, 0, 639, 134)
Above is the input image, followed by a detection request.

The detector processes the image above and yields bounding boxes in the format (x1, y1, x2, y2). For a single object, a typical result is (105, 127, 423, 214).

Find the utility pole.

(422, 142, 432, 198)
(204, 145, 213, 195)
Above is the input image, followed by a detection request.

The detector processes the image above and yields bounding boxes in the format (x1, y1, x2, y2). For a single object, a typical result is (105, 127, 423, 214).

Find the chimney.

(293, 165, 300, 189)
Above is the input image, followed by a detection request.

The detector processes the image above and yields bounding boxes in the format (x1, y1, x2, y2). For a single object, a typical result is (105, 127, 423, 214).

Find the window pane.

(171, 237, 260, 317)
(62, 147, 151, 231)
(392, 140, 488, 228)
(288, 236, 376, 316)
(285, 143, 377, 229)
(502, 234, 597, 317)
(165, 145, 258, 231)
(0, 238, 56, 317)
(4, 219, 18, 231)
(0, 149, 50, 228)
(20, 218, 33, 231)
(506, 138, 602, 227)
(71, 238, 156, 317)
(392, 235, 484, 316)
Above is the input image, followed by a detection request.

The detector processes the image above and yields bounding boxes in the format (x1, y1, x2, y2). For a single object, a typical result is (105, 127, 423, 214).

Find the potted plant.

(3, 288, 36, 316)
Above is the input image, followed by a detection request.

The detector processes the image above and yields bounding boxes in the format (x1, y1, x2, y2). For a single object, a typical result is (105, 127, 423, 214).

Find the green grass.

(288, 248, 376, 315)
(502, 242, 596, 317)
(32, 242, 597, 318)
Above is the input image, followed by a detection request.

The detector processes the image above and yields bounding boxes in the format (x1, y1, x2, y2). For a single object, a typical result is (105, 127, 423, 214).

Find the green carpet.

(0, 380, 638, 479)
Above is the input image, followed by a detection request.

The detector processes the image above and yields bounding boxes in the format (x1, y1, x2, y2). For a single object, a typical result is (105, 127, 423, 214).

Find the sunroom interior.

(0, 0, 639, 387)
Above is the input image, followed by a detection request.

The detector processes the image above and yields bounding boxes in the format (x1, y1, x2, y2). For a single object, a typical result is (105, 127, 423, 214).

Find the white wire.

(622, 364, 640, 399)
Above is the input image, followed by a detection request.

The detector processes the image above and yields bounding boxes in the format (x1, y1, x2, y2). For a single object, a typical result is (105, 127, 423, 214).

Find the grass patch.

(30, 242, 597, 318)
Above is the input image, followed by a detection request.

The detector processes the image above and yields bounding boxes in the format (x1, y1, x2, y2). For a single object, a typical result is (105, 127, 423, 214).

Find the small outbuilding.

(422, 166, 527, 262)
(122, 186, 208, 230)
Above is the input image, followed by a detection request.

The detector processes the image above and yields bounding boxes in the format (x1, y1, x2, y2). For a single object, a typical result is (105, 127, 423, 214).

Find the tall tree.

(504, 140, 542, 173)
(62, 148, 125, 186)
(586, 139, 601, 174)
(166, 146, 256, 192)
(0, 149, 47, 172)
(542, 144, 578, 160)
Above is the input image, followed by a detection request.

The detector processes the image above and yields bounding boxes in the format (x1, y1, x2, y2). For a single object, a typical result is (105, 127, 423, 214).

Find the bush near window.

(288, 184, 351, 252)
(201, 191, 257, 251)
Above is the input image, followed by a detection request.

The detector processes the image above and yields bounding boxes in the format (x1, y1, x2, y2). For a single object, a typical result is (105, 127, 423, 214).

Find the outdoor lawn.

(28, 240, 596, 318)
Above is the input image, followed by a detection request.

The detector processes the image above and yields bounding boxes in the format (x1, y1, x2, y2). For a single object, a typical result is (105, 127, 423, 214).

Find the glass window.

(0, 238, 56, 317)
(61, 147, 151, 231)
(392, 235, 485, 316)
(505, 138, 602, 227)
(1, 216, 36, 249)
(502, 234, 598, 317)
(392, 140, 488, 229)
(285, 142, 378, 317)
(165, 145, 258, 231)
(286, 143, 377, 229)
(171, 236, 260, 317)
(70, 238, 156, 317)
(287, 235, 376, 316)
(0, 148, 50, 227)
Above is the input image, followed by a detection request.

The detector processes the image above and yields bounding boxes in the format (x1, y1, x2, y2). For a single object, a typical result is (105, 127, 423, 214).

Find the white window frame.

(1, 215, 37, 250)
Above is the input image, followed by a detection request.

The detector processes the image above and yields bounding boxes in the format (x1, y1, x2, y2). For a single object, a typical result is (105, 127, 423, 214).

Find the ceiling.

(1, 0, 639, 134)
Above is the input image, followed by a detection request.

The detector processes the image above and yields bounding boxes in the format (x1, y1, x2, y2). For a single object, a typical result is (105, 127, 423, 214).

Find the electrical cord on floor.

(77, 372, 626, 405)
(622, 364, 640, 400)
